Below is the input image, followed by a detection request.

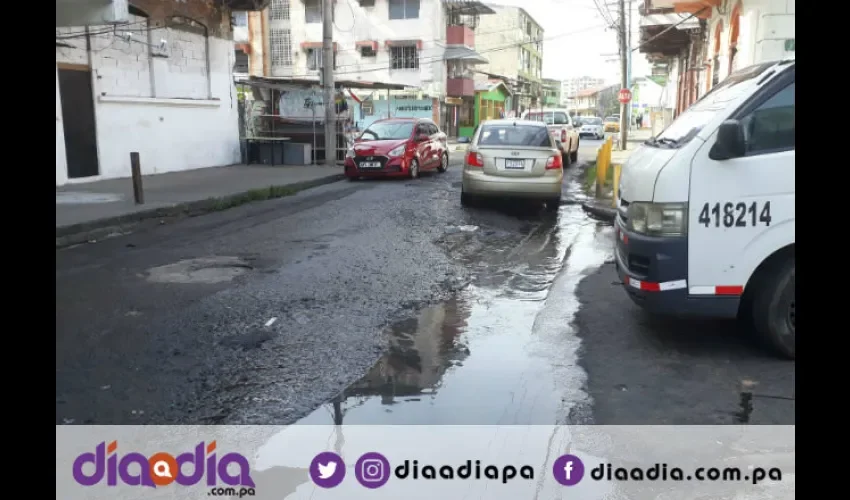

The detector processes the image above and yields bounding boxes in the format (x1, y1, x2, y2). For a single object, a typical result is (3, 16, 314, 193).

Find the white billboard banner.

(57, 425, 794, 500)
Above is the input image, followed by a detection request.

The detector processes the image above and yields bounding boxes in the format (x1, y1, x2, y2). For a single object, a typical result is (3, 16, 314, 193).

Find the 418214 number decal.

(698, 202, 772, 228)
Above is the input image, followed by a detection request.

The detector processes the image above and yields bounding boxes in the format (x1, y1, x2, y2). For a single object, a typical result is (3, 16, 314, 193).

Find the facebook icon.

(553, 454, 585, 486)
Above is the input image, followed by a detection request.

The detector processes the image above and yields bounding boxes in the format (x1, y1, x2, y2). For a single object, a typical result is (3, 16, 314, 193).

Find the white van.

(615, 59, 795, 358)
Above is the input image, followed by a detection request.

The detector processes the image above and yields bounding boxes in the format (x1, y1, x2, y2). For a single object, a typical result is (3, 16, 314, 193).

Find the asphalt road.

(56, 138, 795, 426)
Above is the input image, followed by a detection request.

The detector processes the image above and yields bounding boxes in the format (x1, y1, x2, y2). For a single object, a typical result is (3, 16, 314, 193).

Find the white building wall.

(475, 6, 523, 79)
(286, 0, 446, 96)
(706, 0, 794, 84)
(55, 15, 239, 186)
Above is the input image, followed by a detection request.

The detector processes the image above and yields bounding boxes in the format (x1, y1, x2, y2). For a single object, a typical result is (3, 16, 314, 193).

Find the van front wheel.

(751, 258, 795, 359)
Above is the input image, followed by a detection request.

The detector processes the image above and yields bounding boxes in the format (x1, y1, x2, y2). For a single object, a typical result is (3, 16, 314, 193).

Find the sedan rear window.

(478, 124, 553, 148)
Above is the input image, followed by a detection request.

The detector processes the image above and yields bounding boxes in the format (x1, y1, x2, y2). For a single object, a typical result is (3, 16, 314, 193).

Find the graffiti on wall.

(278, 89, 353, 120)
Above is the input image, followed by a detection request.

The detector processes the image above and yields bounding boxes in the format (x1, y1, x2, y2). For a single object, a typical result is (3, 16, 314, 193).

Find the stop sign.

(618, 88, 632, 104)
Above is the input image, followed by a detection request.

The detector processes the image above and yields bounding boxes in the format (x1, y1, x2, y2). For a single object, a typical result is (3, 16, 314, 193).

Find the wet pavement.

(56, 136, 794, 427)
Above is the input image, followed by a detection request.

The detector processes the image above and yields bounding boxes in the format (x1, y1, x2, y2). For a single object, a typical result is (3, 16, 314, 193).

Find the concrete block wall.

(56, 9, 240, 185)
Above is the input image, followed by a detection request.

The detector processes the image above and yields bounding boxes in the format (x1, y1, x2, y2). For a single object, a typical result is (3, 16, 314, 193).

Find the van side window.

(741, 81, 795, 154)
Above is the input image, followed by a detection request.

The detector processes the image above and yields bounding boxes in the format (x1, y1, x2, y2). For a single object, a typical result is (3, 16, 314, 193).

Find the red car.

(344, 118, 449, 180)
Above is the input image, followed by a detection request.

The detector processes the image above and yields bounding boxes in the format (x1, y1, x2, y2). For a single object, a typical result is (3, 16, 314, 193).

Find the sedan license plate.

(359, 161, 380, 169)
(504, 159, 525, 170)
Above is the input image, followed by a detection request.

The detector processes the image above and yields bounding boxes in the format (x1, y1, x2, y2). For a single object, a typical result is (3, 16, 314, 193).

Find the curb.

(56, 174, 346, 249)
(581, 200, 617, 222)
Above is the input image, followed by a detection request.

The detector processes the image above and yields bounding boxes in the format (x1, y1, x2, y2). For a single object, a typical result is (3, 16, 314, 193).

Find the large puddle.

(295, 189, 615, 425)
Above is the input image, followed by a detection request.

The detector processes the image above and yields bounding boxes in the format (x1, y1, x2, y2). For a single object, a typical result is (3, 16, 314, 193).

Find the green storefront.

(458, 81, 513, 138)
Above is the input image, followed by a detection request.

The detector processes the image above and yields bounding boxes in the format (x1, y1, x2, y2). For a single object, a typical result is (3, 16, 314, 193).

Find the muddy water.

(295, 179, 615, 425)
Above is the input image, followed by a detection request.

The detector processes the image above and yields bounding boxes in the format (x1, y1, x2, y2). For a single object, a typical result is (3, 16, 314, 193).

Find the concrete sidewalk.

(56, 164, 344, 247)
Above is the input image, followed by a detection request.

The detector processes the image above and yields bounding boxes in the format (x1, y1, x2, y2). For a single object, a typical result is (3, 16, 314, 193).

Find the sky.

(486, 0, 650, 84)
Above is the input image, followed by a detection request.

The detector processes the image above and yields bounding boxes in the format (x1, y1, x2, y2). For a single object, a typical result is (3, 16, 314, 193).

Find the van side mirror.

(710, 120, 746, 160)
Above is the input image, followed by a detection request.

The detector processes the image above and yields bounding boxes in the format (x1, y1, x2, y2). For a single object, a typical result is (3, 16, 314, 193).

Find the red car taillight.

(545, 154, 563, 170)
(560, 129, 567, 142)
(465, 151, 484, 167)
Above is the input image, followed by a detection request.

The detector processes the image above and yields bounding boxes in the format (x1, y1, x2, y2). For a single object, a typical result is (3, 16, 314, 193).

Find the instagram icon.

(354, 452, 391, 488)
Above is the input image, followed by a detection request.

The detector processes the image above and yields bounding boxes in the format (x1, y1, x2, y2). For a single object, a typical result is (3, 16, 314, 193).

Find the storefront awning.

(444, 46, 488, 64)
(639, 12, 700, 29)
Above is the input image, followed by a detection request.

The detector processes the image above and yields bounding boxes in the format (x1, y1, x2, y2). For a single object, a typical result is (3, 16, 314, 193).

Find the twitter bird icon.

(318, 461, 337, 479)
(310, 452, 346, 488)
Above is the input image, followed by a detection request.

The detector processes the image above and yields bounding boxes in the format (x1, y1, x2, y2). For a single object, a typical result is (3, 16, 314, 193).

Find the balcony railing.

(447, 78, 475, 97)
(446, 25, 474, 47)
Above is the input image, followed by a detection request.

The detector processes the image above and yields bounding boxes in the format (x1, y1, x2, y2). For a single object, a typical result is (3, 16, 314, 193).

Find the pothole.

(146, 256, 253, 284)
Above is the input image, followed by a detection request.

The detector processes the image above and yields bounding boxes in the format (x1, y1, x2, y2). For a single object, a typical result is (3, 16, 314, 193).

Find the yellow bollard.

(612, 164, 622, 208)
(597, 138, 611, 188)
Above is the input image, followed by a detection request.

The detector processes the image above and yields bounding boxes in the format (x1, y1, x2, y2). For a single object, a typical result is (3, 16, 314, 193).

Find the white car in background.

(578, 116, 605, 140)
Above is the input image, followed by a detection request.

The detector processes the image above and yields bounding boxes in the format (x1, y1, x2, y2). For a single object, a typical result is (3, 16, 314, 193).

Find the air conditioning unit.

(56, 0, 129, 27)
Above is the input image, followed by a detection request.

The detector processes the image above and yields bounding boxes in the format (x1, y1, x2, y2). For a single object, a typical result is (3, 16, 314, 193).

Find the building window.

(390, 45, 419, 70)
(358, 0, 375, 6)
(360, 45, 377, 57)
(307, 48, 336, 70)
(305, 0, 322, 24)
(270, 28, 293, 66)
(234, 49, 249, 73)
(388, 0, 420, 20)
(269, 0, 290, 20)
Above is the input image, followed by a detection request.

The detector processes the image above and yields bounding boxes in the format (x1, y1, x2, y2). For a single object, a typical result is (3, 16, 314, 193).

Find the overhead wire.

(286, 23, 608, 79)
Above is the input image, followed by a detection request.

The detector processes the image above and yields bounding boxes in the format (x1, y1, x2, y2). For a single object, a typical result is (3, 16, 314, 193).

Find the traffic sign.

(618, 88, 632, 104)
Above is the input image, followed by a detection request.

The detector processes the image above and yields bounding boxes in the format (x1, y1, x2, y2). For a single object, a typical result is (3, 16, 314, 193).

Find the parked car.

(344, 118, 448, 180)
(520, 108, 580, 164)
(604, 116, 620, 133)
(461, 119, 564, 211)
(579, 116, 605, 139)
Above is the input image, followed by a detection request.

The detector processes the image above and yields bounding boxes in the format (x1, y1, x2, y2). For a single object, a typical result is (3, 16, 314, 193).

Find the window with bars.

(388, 0, 420, 20)
(307, 48, 337, 71)
(270, 28, 293, 67)
(390, 45, 419, 70)
(269, 0, 291, 20)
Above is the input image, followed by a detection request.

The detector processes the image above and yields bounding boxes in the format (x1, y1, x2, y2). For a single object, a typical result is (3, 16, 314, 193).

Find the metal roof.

(444, 46, 489, 64)
(443, 0, 496, 16)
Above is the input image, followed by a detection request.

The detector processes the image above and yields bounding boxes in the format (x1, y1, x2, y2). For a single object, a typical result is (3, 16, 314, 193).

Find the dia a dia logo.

(72, 440, 256, 488)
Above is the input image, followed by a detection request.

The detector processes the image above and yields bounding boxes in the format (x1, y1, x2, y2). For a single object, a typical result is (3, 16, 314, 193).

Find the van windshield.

(649, 61, 784, 147)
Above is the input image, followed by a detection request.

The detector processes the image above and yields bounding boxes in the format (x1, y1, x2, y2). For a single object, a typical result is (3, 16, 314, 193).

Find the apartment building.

(542, 78, 561, 107)
(474, 5, 543, 114)
(238, 0, 494, 137)
(560, 76, 606, 101)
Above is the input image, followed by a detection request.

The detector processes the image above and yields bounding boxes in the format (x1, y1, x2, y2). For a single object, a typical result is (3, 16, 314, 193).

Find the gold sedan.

(461, 119, 564, 212)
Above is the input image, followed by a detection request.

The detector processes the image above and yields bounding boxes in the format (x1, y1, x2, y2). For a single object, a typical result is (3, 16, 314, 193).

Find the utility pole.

(322, 0, 336, 165)
(627, 0, 632, 129)
(618, 0, 629, 149)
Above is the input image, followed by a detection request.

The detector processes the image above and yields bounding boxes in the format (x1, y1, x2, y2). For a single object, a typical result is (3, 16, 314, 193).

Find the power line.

(285, 23, 608, 79)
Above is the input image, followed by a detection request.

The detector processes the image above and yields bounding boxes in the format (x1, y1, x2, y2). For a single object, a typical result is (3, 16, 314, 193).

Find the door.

(425, 123, 441, 167)
(687, 73, 795, 295)
(58, 65, 99, 178)
(414, 123, 432, 168)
